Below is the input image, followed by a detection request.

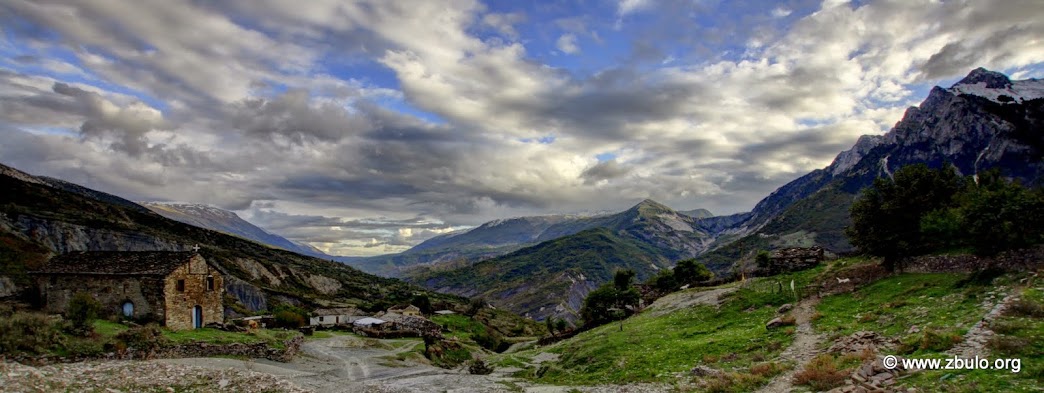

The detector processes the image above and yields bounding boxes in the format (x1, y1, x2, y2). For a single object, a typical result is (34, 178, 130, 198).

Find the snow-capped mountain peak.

(948, 67, 1044, 104)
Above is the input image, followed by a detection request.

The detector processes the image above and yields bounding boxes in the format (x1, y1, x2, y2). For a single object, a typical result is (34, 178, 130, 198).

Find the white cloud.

(771, 7, 792, 18)
(618, 0, 653, 16)
(2, 0, 1044, 255)
(556, 34, 580, 54)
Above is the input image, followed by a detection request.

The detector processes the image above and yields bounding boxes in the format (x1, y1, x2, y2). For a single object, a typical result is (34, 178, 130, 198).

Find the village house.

(309, 308, 358, 327)
(387, 304, 422, 317)
(31, 250, 224, 330)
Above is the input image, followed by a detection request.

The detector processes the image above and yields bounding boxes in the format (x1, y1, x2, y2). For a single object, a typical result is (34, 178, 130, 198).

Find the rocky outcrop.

(829, 135, 885, 176)
(0, 214, 182, 254)
(303, 273, 342, 295)
(224, 277, 268, 313)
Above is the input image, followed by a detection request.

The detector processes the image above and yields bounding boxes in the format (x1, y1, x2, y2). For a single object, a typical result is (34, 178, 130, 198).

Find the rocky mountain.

(0, 162, 463, 315)
(351, 201, 723, 277)
(405, 199, 721, 321)
(409, 227, 670, 322)
(679, 208, 714, 219)
(698, 68, 1044, 270)
(347, 215, 577, 276)
(140, 202, 331, 260)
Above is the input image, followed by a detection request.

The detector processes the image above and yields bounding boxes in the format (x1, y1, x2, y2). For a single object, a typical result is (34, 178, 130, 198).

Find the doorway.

(193, 305, 203, 329)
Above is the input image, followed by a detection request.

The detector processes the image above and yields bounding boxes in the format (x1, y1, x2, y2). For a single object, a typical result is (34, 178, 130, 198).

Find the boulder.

(766, 317, 786, 329)
(777, 303, 793, 314)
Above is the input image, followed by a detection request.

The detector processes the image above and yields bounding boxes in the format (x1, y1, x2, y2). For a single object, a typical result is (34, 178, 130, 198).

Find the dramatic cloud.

(1, 0, 1043, 255)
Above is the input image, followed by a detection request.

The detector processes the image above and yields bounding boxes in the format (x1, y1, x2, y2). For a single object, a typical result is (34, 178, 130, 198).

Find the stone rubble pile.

(827, 331, 898, 355)
(827, 356, 918, 393)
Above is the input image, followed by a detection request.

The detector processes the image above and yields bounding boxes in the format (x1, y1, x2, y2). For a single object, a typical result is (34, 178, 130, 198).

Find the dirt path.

(158, 335, 516, 393)
(757, 296, 826, 393)
(948, 288, 1017, 359)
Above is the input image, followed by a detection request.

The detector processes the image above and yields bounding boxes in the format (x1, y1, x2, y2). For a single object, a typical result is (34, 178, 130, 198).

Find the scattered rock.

(907, 325, 919, 334)
(766, 317, 786, 329)
(828, 331, 897, 354)
(777, 303, 794, 314)
(690, 365, 722, 377)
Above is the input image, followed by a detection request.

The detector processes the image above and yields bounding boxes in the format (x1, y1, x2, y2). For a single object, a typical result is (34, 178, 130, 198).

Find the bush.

(649, 269, 677, 293)
(793, 354, 851, 391)
(1004, 298, 1044, 318)
(468, 359, 495, 375)
(0, 312, 64, 354)
(116, 324, 168, 352)
(467, 297, 486, 317)
(67, 292, 102, 336)
(898, 328, 963, 353)
(274, 310, 306, 328)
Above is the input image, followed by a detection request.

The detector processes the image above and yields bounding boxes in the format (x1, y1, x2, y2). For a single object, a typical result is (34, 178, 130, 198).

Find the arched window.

(121, 301, 134, 318)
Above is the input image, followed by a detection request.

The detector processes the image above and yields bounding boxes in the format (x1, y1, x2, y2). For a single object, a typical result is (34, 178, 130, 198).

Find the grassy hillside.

(814, 271, 1042, 392)
(496, 268, 825, 390)
(410, 228, 671, 321)
(499, 256, 1042, 392)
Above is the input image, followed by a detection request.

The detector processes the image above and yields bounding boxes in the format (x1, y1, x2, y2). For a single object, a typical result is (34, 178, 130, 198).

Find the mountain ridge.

(140, 202, 332, 260)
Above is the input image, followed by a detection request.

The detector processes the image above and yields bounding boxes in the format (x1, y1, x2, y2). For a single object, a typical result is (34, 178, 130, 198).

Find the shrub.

(988, 335, 1031, 356)
(0, 312, 64, 354)
(750, 361, 786, 378)
(66, 292, 102, 336)
(467, 297, 485, 317)
(700, 371, 765, 393)
(898, 328, 963, 353)
(793, 354, 850, 391)
(274, 310, 306, 328)
(1004, 298, 1044, 318)
(116, 324, 168, 352)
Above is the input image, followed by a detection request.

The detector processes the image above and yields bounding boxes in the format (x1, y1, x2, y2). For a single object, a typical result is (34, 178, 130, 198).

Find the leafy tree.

(613, 269, 636, 291)
(954, 171, 1044, 255)
(411, 294, 433, 315)
(66, 292, 102, 336)
(674, 259, 713, 285)
(755, 251, 771, 272)
(466, 297, 486, 317)
(274, 310, 306, 328)
(554, 318, 568, 333)
(847, 164, 964, 270)
(580, 285, 619, 326)
(580, 278, 641, 327)
(545, 317, 554, 335)
(650, 269, 677, 293)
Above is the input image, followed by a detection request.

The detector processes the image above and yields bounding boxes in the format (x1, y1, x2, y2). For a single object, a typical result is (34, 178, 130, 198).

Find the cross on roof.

(191, 244, 200, 253)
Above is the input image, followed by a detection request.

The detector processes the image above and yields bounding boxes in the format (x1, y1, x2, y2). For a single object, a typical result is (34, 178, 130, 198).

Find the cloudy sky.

(2, 0, 1044, 256)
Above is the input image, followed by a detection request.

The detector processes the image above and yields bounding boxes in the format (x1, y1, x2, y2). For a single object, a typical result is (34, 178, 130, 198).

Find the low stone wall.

(6, 335, 302, 366)
(902, 246, 1044, 273)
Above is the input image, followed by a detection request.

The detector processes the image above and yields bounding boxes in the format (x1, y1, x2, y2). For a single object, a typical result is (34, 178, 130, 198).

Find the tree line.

(847, 163, 1044, 270)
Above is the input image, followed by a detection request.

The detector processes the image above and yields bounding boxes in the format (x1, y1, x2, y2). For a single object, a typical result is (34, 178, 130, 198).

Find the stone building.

(32, 251, 224, 330)
(309, 308, 358, 327)
(387, 304, 422, 317)
(764, 246, 825, 275)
